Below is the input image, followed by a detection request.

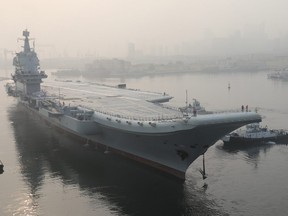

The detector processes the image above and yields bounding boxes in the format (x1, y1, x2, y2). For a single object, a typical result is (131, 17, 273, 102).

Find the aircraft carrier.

(6, 30, 262, 180)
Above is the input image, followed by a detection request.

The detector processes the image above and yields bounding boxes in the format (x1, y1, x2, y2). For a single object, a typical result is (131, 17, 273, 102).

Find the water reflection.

(9, 103, 226, 216)
(217, 141, 276, 168)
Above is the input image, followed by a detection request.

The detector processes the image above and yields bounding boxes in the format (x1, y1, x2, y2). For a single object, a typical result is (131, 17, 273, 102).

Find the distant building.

(127, 43, 136, 60)
(84, 58, 131, 75)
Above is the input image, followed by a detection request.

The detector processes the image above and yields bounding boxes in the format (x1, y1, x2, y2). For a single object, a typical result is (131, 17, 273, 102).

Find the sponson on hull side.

(6, 30, 262, 180)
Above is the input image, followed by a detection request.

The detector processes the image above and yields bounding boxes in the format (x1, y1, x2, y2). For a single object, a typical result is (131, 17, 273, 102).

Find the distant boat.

(267, 68, 288, 80)
(222, 123, 288, 145)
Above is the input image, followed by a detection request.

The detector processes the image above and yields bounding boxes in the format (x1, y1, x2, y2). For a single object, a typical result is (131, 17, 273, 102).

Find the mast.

(23, 29, 31, 53)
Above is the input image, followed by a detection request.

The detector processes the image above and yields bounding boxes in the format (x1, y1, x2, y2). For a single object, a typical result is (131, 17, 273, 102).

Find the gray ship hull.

(22, 101, 260, 179)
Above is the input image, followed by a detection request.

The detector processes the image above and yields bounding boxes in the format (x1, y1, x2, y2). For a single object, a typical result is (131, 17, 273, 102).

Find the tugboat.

(222, 123, 288, 145)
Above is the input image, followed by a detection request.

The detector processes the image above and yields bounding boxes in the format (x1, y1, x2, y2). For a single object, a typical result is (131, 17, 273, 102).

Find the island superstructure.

(6, 30, 262, 180)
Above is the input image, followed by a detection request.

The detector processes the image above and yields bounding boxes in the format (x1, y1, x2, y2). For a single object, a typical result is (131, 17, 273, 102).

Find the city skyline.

(2, 1, 288, 59)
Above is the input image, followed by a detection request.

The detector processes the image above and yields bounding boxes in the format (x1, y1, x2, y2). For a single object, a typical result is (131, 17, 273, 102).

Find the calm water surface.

(0, 70, 288, 216)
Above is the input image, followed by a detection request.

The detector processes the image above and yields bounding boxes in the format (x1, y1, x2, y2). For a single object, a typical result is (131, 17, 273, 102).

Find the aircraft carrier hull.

(21, 101, 260, 180)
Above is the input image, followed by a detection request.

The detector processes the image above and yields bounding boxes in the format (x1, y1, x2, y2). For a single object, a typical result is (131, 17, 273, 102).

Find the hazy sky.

(1, 0, 288, 57)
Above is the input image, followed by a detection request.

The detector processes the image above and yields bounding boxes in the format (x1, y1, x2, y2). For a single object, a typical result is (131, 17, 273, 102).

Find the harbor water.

(1, 70, 288, 216)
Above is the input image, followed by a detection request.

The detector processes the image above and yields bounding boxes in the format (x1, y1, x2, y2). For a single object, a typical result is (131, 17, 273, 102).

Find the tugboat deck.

(42, 80, 183, 121)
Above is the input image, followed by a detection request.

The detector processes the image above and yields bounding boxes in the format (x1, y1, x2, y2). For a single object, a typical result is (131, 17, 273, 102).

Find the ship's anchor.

(198, 153, 207, 180)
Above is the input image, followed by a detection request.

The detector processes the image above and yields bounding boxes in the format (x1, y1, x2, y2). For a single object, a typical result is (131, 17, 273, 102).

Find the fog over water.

(2, 0, 288, 58)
